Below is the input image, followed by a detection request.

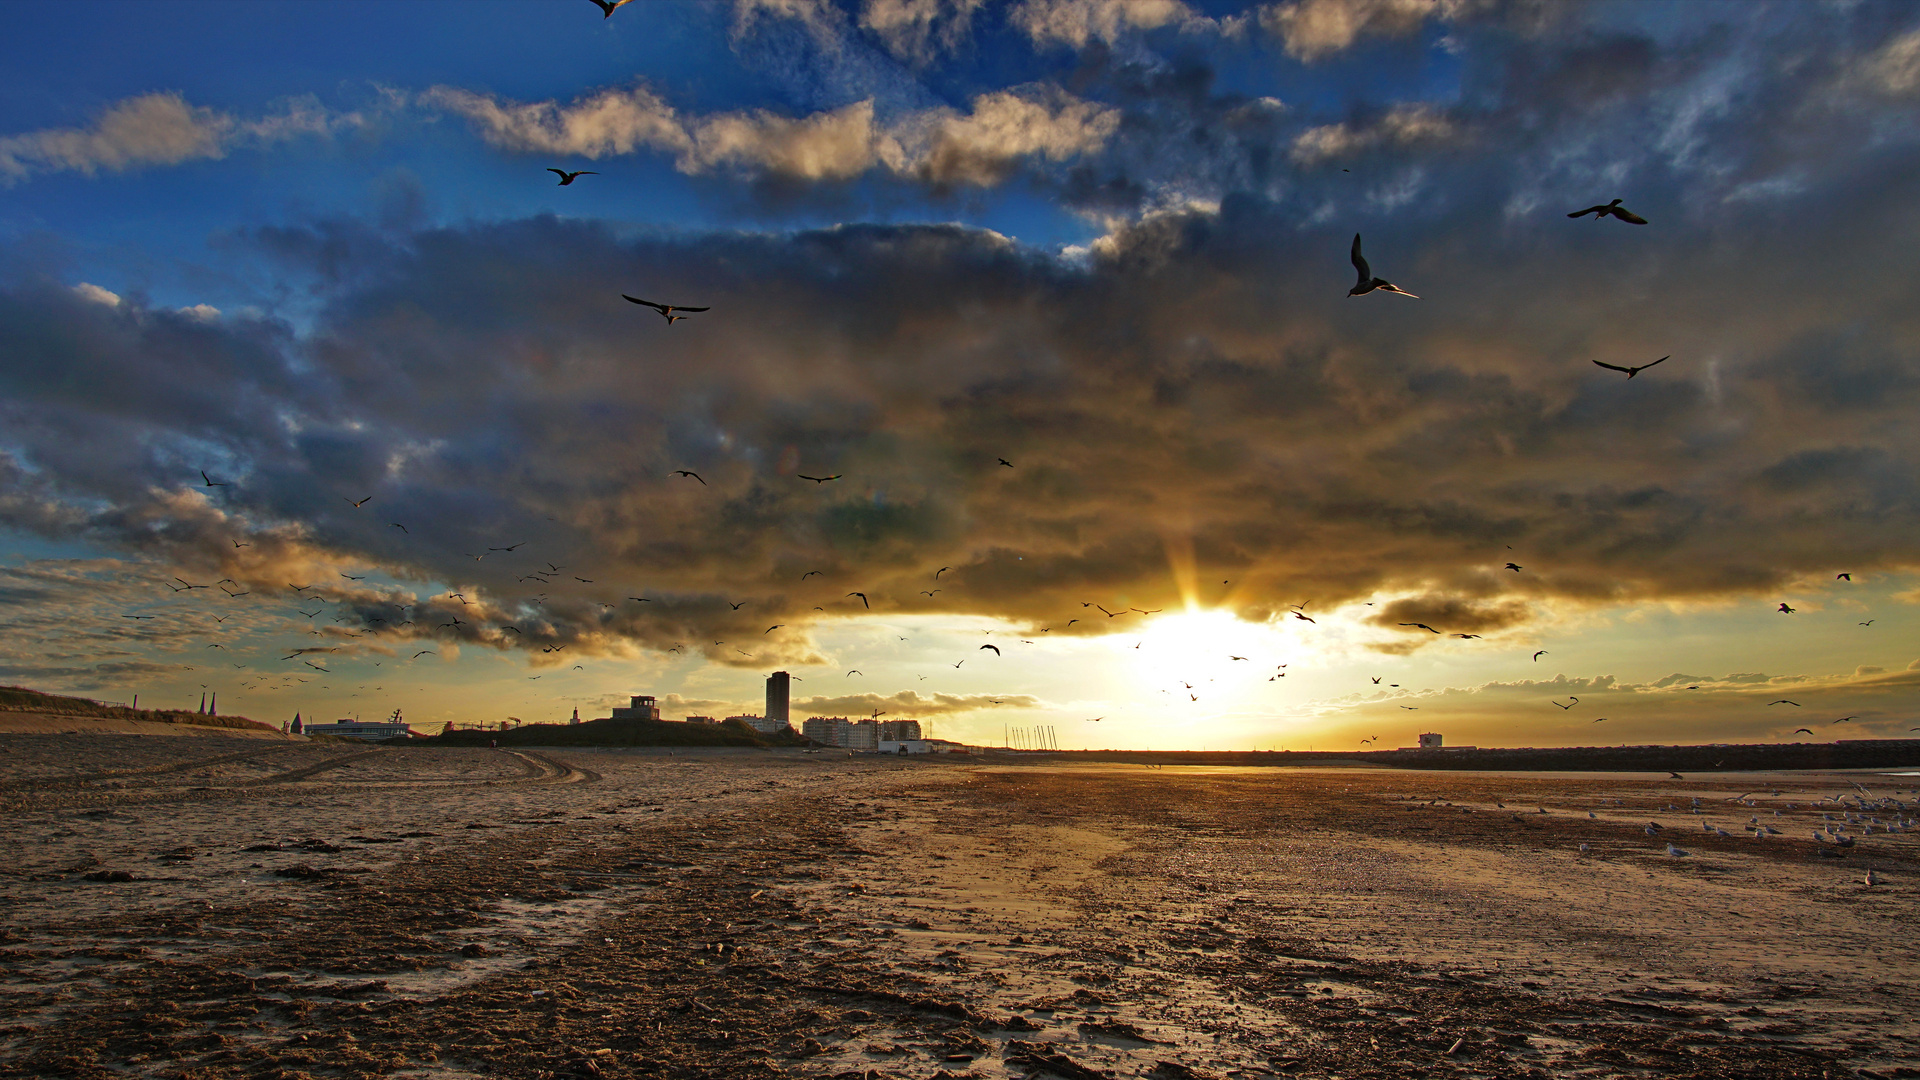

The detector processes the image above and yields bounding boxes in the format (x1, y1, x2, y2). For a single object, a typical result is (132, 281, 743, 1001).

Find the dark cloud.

(3, 7, 1919, 668)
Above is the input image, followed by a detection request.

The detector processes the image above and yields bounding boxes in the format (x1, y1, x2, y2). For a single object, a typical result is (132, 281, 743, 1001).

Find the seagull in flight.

(798, 474, 842, 483)
(1793, 728, 1814, 735)
(624, 295, 710, 324)
(935, 567, 950, 578)
(847, 592, 869, 608)
(1593, 355, 1669, 379)
(764, 625, 783, 634)
(1567, 198, 1648, 224)
(586, 0, 635, 16)
(200, 471, 228, 487)
(1505, 563, 1522, 571)
(998, 458, 1013, 468)
(672, 470, 706, 485)
(802, 570, 824, 579)
(1398, 622, 1441, 633)
(1860, 620, 1875, 626)
(1767, 700, 1801, 706)
(344, 495, 372, 508)
(921, 590, 941, 597)
(1293, 611, 1316, 624)
(980, 644, 1000, 655)
(1553, 698, 1577, 710)
(1836, 573, 1852, 581)
(1348, 234, 1418, 298)
(547, 168, 598, 185)
(1533, 650, 1547, 661)
(1778, 603, 1796, 614)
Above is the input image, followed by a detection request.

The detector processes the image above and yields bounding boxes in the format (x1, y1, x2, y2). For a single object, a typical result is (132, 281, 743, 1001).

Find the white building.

(305, 719, 413, 741)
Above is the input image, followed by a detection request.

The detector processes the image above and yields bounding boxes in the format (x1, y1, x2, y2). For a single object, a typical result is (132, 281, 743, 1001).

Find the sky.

(2, 0, 1919, 751)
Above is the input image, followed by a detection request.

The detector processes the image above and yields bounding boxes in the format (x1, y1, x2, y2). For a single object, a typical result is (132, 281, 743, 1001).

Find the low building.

(879, 739, 932, 754)
(611, 695, 661, 721)
(1418, 732, 1443, 749)
(878, 719, 922, 741)
(738, 714, 792, 736)
(305, 719, 413, 741)
(803, 716, 852, 746)
(685, 715, 716, 725)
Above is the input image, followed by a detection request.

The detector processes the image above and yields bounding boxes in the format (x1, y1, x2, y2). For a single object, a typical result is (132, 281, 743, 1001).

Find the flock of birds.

(1405, 780, 1910, 885)
(93, 2, 1886, 747)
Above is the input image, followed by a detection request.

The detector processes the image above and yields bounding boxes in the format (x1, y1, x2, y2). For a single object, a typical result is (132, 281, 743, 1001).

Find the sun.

(1132, 609, 1279, 688)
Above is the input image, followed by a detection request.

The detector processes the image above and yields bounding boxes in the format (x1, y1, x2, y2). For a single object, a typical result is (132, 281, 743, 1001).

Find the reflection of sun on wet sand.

(2, 743, 1915, 1079)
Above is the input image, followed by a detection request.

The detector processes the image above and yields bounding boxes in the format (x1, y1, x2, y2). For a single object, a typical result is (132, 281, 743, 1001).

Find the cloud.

(885, 87, 1122, 186)
(429, 81, 1118, 187)
(0, 93, 229, 181)
(0, 92, 361, 184)
(1259, 0, 1479, 61)
(422, 84, 690, 160)
(1289, 102, 1457, 164)
(794, 690, 1039, 716)
(689, 100, 881, 181)
(1858, 27, 1920, 96)
(1012, 0, 1200, 49)
(858, 0, 989, 63)
(72, 283, 121, 307)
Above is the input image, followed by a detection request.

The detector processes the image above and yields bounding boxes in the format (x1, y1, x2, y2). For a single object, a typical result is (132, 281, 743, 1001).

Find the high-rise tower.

(765, 671, 790, 730)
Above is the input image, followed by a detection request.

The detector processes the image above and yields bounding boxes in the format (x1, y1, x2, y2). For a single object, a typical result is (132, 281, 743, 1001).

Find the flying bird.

(546, 168, 598, 185)
(1533, 650, 1547, 661)
(389, 523, 408, 533)
(624, 295, 710, 324)
(846, 670, 862, 677)
(728, 601, 746, 610)
(1778, 603, 1796, 614)
(1592, 355, 1670, 379)
(921, 590, 941, 597)
(672, 470, 706, 485)
(1452, 633, 1482, 639)
(847, 592, 868, 608)
(200, 471, 228, 487)
(586, 0, 634, 16)
(1767, 700, 1800, 706)
(1860, 620, 1875, 626)
(1794, 728, 1814, 735)
(628, 597, 651, 603)
(980, 644, 1000, 655)
(798, 474, 842, 483)
(802, 570, 823, 579)
(344, 495, 372, 508)
(413, 650, 434, 659)
(1836, 573, 1852, 581)
(1567, 198, 1648, 224)
(764, 625, 783, 634)
(1370, 677, 1381, 684)
(997, 458, 1013, 468)
(1293, 612, 1316, 624)
(1398, 623, 1441, 633)
(1348, 234, 1418, 298)
(490, 542, 526, 553)
(1505, 563, 1522, 572)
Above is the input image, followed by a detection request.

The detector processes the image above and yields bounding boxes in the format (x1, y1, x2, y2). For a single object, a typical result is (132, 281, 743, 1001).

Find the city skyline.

(2, 1, 1918, 750)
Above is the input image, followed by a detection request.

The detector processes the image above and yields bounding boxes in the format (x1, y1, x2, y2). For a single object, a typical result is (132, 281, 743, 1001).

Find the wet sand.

(1, 739, 1916, 1079)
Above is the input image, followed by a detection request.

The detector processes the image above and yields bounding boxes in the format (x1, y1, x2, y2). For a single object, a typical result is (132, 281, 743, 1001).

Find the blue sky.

(2, 0, 1918, 749)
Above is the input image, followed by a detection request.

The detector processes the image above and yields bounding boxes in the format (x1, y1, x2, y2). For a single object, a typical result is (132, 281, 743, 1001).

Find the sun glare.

(1132, 609, 1281, 688)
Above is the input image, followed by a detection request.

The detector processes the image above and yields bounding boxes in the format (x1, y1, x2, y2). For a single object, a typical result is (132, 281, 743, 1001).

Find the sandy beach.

(2, 738, 1916, 1079)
